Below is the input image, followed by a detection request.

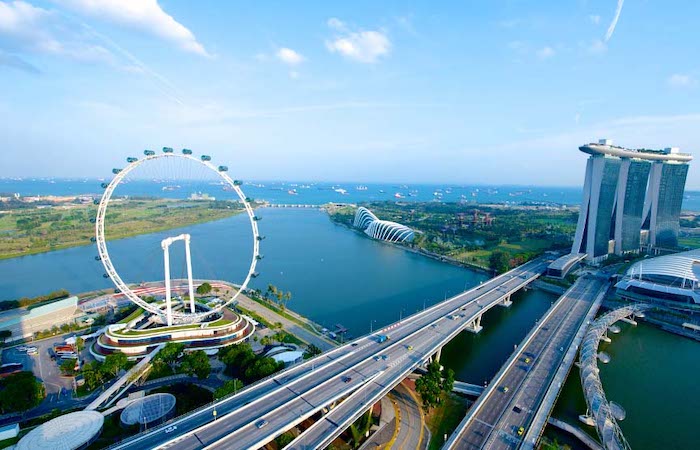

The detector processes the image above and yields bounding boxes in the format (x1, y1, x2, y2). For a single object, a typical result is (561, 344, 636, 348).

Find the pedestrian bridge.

(578, 304, 651, 450)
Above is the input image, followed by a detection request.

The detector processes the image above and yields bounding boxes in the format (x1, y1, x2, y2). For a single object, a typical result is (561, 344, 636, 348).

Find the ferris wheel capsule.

(201, 155, 212, 161)
(182, 149, 193, 155)
(127, 157, 138, 163)
(162, 147, 174, 153)
(144, 150, 155, 156)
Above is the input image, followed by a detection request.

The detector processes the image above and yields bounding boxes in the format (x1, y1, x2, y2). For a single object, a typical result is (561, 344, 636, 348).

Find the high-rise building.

(572, 139, 692, 263)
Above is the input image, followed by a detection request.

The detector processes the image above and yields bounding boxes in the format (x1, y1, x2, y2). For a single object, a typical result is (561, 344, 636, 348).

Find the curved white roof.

(272, 350, 304, 364)
(626, 248, 700, 283)
(353, 207, 414, 243)
(365, 220, 415, 243)
(353, 207, 378, 230)
(17, 411, 103, 450)
(121, 393, 176, 426)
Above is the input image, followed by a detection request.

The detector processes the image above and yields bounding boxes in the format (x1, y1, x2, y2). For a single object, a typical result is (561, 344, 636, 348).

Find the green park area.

(0, 198, 243, 260)
(329, 202, 577, 273)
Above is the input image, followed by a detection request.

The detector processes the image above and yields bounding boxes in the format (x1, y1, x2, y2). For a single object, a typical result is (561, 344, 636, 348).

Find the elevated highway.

(443, 276, 609, 450)
(109, 257, 550, 450)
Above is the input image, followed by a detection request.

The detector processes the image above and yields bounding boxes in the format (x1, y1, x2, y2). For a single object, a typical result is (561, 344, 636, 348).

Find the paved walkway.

(548, 417, 603, 450)
(236, 294, 336, 351)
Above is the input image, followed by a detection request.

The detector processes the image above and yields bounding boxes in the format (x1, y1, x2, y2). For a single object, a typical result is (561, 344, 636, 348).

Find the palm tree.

(266, 284, 277, 303)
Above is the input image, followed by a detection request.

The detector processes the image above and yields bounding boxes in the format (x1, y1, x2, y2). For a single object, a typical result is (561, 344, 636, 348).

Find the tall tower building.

(572, 139, 692, 263)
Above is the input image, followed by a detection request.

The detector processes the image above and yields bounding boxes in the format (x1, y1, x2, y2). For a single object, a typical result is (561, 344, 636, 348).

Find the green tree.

(214, 378, 244, 399)
(488, 250, 511, 274)
(271, 331, 286, 344)
(181, 350, 211, 379)
(75, 337, 85, 352)
(0, 372, 44, 413)
(60, 358, 78, 376)
(304, 344, 322, 358)
(415, 360, 454, 412)
(275, 433, 295, 448)
(157, 342, 185, 372)
(349, 410, 373, 448)
(219, 343, 256, 377)
(265, 284, 277, 302)
(196, 282, 212, 295)
(103, 352, 128, 377)
(276, 290, 284, 305)
(82, 361, 105, 391)
(244, 357, 283, 382)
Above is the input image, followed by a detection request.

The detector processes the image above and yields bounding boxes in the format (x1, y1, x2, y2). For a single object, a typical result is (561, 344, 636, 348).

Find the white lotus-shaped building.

(353, 207, 414, 243)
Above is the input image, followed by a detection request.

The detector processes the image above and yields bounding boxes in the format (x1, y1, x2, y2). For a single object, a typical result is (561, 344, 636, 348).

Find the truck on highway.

(376, 334, 389, 344)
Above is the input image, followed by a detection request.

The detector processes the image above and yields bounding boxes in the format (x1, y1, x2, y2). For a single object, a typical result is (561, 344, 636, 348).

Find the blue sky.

(1, 0, 699, 187)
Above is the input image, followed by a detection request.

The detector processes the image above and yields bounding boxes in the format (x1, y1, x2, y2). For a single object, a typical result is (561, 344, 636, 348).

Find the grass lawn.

(678, 236, 700, 248)
(0, 199, 242, 260)
(451, 238, 553, 267)
(117, 307, 144, 324)
(425, 393, 471, 450)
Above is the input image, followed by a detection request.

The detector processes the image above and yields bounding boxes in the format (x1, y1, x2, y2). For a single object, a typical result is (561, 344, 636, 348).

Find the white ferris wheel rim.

(95, 152, 260, 322)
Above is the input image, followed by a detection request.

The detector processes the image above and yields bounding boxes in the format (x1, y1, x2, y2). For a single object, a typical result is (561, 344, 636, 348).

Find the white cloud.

(327, 17, 345, 31)
(0, 0, 117, 67)
(589, 15, 601, 25)
(605, 0, 625, 42)
(667, 74, 697, 88)
(276, 47, 304, 66)
(536, 46, 555, 59)
(325, 21, 391, 63)
(53, 0, 210, 57)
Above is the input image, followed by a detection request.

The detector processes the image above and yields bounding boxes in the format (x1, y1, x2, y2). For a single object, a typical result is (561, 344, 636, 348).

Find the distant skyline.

(1, 1, 699, 187)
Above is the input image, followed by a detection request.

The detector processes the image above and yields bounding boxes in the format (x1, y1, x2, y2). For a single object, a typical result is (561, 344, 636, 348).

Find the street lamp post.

(370, 320, 376, 334)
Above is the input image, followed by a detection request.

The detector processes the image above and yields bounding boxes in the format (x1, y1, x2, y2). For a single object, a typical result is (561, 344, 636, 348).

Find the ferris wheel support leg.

(164, 245, 173, 327)
(185, 235, 196, 314)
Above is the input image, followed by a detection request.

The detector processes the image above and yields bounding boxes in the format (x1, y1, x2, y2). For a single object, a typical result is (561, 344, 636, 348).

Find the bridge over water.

(444, 275, 609, 450)
(108, 257, 551, 450)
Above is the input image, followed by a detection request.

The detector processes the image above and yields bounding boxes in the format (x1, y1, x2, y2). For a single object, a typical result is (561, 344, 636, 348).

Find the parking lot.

(2, 334, 93, 401)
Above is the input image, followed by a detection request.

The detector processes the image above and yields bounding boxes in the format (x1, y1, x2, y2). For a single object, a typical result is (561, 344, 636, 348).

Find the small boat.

(394, 192, 404, 199)
(356, 185, 368, 191)
(288, 189, 298, 195)
(334, 188, 348, 195)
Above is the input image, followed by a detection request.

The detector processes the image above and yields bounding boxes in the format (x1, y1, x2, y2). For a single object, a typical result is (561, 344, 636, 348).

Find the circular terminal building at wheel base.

(16, 410, 104, 450)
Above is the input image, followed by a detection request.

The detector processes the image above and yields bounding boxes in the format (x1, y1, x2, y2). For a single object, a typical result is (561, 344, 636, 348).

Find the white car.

(165, 425, 177, 434)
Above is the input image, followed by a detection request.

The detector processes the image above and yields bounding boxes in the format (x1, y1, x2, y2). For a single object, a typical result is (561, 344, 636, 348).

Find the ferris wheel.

(94, 148, 260, 324)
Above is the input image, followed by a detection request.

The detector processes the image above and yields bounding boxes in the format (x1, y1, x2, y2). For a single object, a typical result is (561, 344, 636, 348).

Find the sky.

(1, 0, 699, 187)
